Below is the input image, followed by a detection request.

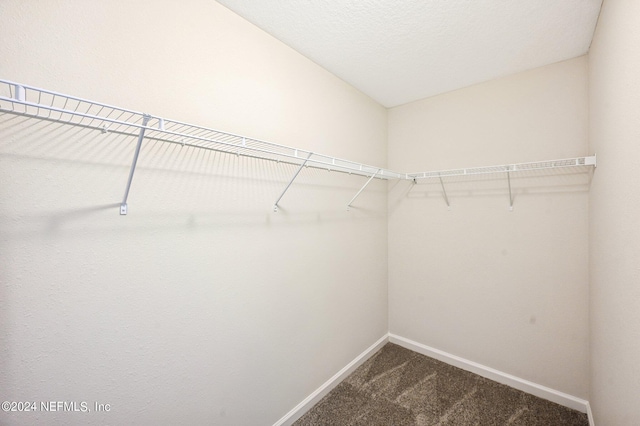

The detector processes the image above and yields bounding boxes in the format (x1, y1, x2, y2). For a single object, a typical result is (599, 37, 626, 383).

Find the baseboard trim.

(389, 333, 589, 414)
(272, 334, 389, 426)
(587, 402, 595, 426)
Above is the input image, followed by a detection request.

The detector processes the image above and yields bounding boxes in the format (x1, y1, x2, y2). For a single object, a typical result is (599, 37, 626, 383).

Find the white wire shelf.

(407, 156, 596, 211)
(0, 78, 597, 214)
(0, 79, 403, 180)
(407, 156, 596, 180)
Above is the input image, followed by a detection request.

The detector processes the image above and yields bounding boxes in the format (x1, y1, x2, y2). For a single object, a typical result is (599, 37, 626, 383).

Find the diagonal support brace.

(438, 175, 450, 209)
(347, 169, 380, 210)
(273, 152, 313, 212)
(507, 169, 514, 211)
(13, 84, 26, 102)
(120, 114, 151, 215)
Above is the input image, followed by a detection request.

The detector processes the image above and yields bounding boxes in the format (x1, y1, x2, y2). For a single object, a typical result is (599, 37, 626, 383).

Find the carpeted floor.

(294, 343, 588, 426)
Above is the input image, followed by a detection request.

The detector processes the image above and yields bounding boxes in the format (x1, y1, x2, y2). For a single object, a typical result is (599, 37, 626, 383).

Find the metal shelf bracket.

(438, 174, 451, 209)
(273, 152, 314, 212)
(120, 114, 152, 215)
(347, 169, 380, 210)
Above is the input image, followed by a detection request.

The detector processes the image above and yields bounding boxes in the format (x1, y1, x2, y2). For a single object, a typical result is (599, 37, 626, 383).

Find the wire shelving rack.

(0, 79, 596, 213)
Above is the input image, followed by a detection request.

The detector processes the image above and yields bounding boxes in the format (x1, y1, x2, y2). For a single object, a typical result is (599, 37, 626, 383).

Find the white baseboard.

(587, 402, 595, 426)
(389, 333, 589, 414)
(272, 334, 389, 426)
(274, 333, 592, 425)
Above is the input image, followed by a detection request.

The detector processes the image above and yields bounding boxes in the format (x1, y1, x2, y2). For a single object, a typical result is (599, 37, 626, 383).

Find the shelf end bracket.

(120, 114, 152, 215)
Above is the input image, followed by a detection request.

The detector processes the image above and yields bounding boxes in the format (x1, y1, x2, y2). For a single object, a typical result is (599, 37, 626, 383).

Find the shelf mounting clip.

(13, 84, 26, 102)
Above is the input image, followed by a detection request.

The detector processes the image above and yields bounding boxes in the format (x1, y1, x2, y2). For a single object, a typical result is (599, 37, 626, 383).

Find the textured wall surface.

(589, 0, 640, 424)
(388, 57, 590, 399)
(217, 0, 602, 107)
(0, 1, 610, 425)
(0, 1, 388, 425)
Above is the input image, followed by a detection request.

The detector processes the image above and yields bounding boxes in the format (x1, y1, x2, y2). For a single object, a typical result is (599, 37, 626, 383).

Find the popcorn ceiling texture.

(216, 0, 602, 107)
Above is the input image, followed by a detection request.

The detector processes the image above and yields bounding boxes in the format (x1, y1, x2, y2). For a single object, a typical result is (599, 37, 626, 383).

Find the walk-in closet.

(1, 1, 638, 425)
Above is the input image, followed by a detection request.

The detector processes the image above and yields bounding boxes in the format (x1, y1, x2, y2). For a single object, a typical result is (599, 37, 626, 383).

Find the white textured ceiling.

(216, 0, 602, 107)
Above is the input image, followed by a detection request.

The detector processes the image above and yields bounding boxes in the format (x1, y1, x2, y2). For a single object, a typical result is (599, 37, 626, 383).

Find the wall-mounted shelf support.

(120, 114, 151, 215)
(438, 175, 450, 209)
(273, 152, 313, 212)
(347, 169, 380, 210)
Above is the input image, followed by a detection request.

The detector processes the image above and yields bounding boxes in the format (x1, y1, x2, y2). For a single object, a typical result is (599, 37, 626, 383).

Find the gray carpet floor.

(294, 343, 588, 426)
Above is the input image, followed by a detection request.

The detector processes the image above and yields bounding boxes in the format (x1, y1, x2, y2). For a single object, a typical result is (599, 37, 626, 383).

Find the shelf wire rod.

(87, 104, 106, 128)
(47, 94, 56, 119)
(438, 174, 450, 208)
(347, 168, 380, 210)
(111, 109, 128, 123)
(190, 127, 211, 138)
(120, 114, 152, 215)
(61, 96, 70, 113)
(36, 90, 42, 117)
(273, 152, 313, 212)
(81, 100, 95, 120)
(71, 98, 82, 115)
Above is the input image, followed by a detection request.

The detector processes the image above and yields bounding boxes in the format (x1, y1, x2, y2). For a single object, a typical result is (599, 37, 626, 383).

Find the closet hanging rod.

(0, 79, 404, 181)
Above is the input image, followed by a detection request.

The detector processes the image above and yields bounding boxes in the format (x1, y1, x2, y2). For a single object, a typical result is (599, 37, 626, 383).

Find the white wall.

(589, 0, 640, 424)
(0, 1, 388, 425)
(4, 1, 623, 424)
(388, 57, 590, 399)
